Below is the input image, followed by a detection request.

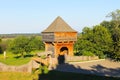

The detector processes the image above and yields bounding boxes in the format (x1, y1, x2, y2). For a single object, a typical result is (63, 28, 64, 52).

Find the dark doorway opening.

(60, 47, 68, 54)
(58, 47, 68, 64)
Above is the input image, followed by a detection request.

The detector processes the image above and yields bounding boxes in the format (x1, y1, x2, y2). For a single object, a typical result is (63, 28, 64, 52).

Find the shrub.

(81, 51, 95, 56)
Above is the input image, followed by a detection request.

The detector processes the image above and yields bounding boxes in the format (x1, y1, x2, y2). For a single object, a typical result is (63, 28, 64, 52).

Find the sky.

(0, 0, 120, 34)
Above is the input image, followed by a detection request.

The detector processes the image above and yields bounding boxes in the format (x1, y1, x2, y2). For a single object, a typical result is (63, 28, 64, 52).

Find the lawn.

(0, 57, 31, 66)
(0, 52, 31, 65)
(0, 50, 44, 66)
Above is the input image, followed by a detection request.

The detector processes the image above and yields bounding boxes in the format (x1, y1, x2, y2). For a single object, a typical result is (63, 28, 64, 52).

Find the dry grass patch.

(0, 72, 37, 80)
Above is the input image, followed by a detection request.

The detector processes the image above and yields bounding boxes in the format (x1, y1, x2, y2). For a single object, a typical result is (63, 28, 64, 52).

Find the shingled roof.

(42, 16, 77, 32)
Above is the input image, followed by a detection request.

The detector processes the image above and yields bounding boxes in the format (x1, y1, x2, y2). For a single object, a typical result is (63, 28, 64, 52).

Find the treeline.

(0, 33, 43, 56)
(0, 36, 44, 58)
(74, 9, 120, 61)
(0, 33, 41, 38)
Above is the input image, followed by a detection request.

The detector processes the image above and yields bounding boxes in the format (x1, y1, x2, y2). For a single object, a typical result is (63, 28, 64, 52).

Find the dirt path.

(55, 59, 120, 77)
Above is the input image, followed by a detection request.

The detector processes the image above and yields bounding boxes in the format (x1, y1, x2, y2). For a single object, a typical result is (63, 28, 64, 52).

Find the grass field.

(0, 50, 44, 65)
(0, 71, 120, 80)
(0, 57, 31, 66)
(0, 52, 31, 65)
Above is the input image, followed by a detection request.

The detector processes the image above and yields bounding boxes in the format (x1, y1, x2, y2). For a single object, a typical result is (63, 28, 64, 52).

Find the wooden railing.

(32, 57, 49, 66)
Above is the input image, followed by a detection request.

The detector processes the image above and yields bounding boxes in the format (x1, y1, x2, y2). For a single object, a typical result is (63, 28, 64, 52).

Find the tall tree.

(75, 25, 112, 58)
(106, 9, 120, 21)
(106, 9, 120, 61)
(92, 25, 112, 58)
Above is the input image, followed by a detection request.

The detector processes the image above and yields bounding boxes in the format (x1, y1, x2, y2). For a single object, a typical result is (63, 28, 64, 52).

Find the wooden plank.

(32, 57, 49, 66)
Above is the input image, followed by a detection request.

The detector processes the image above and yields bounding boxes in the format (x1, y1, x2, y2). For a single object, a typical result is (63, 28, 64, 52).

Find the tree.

(92, 25, 112, 58)
(106, 9, 120, 21)
(75, 25, 112, 58)
(105, 9, 120, 61)
(74, 27, 94, 56)
(27, 36, 44, 52)
(100, 21, 115, 33)
(8, 36, 44, 58)
(8, 36, 29, 58)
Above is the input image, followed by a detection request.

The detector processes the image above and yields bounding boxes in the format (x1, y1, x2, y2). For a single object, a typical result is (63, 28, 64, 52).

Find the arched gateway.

(41, 16, 77, 58)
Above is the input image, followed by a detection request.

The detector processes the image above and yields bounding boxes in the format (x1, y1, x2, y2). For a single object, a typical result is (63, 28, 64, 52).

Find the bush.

(81, 51, 95, 56)
(33, 64, 49, 75)
(94, 51, 105, 59)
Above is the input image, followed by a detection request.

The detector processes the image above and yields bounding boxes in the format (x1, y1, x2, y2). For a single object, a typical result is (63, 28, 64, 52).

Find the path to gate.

(55, 59, 120, 77)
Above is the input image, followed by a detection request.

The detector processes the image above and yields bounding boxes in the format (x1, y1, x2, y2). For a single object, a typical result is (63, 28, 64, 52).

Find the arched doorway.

(60, 47, 68, 55)
(58, 47, 68, 64)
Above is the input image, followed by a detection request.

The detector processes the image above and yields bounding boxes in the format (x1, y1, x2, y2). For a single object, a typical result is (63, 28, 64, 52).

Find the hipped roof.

(42, 16, 77, 32)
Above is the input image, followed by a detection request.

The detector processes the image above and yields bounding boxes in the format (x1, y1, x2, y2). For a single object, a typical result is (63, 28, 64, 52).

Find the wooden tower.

(42, 16, 77, 57)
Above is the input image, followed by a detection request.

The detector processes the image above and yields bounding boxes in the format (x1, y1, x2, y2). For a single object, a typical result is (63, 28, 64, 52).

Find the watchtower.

(42, 16, 77, 57)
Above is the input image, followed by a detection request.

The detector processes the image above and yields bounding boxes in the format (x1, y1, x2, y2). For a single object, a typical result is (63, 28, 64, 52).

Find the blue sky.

(0, 0, 120, 34)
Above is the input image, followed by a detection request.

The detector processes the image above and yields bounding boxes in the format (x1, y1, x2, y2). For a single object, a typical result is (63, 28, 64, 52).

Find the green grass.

(0, 52, 31, 66)
(0, 50, 44, 66)
(0, 57, 31, 66)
